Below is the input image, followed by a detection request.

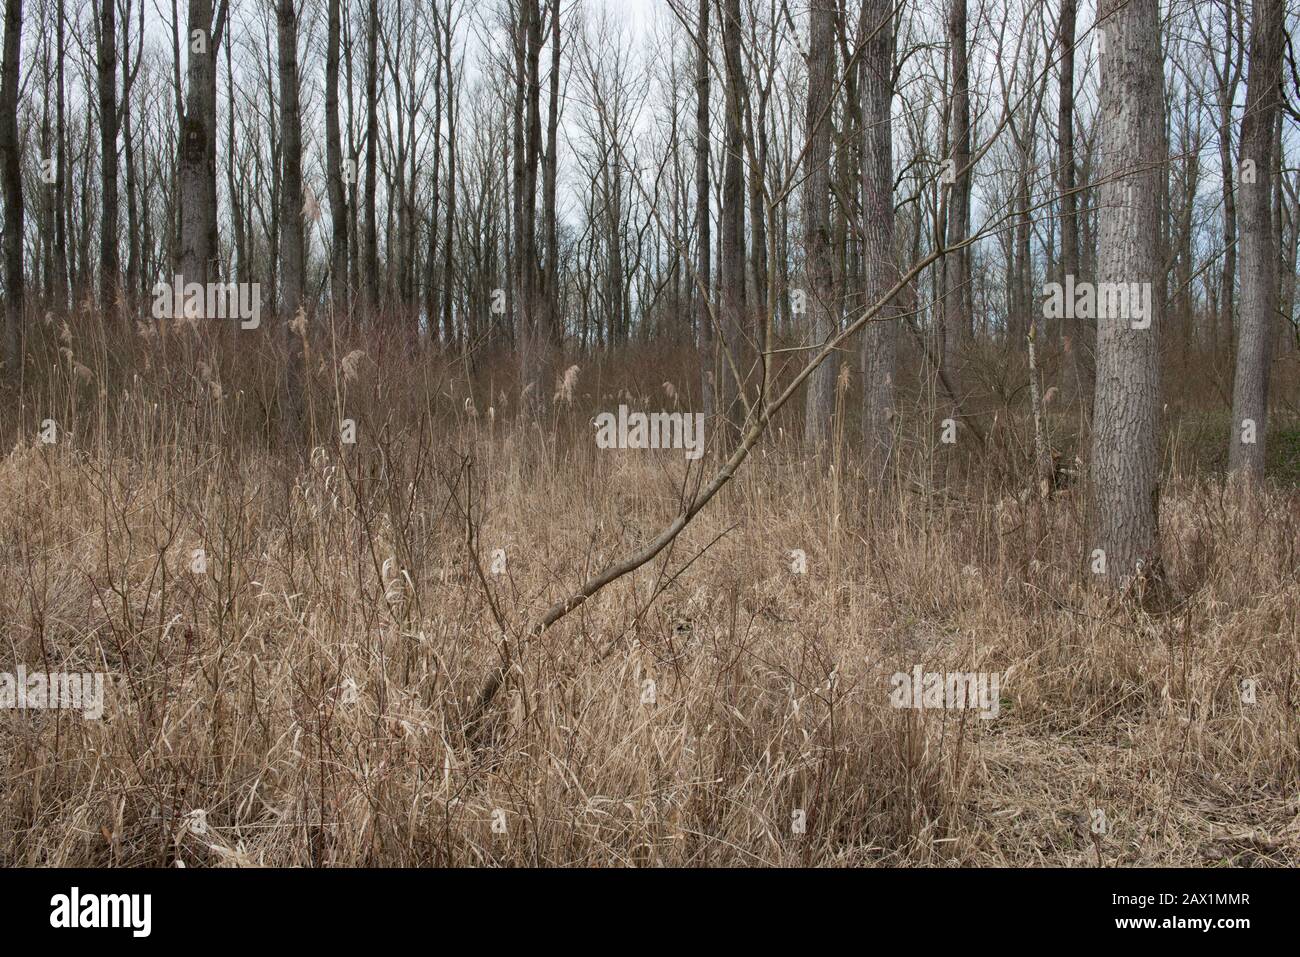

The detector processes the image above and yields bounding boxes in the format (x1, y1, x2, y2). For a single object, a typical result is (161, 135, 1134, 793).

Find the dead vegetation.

(1, 331, 1298, 867)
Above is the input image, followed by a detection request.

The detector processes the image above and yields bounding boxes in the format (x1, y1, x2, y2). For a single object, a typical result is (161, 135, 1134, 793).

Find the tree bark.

(718, 0, 748, 443)
(325, 0, 350, 321)
(424, 19, 444, 347)
(362, 0, 380, 314)
(541, 0, 561, 352)
(1057, 0, 1078, 313)
(97, 0, 120, 308)
(440, 0, 458, 351)
(178, 0, 226, 290)
(803, 0, 836, 447)
(516, 0, 551, 414)
(1229, 0, 1284, 477)
(695, 0, 712, 421)
(122, 0, 142, 299)
(0, 0, 22, 374)
(860, 0, 898, 477)
(277, 0, 305, 441)
(1088, 0, 1166, 591)
(943, 0, 970, 373)
(1213, 2, 1243, 361)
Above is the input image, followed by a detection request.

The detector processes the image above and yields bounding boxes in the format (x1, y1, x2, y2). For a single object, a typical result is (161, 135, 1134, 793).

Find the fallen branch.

(463, 241, 951, 737)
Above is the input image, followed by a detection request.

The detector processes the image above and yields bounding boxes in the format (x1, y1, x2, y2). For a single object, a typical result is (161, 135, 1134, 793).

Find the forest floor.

(0, 327, 1294, 868)
(1, 334, 1297, 865)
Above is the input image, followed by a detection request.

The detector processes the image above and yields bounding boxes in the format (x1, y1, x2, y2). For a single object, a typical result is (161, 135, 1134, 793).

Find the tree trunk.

(277, 0, 305, 441)
(178, 0, 226, 290)
(1228, 0, 1284, 478)
(1214, 3, 1243, 362)
(1088, 0, 1166, 591)
(943, 0, 970, 372)
(516, 0, 550, 414)
(97, 0, 119, 308)
(325, 0, 350, 321)
(718, 0, 747, 442)
(541, 0, 561, 352)
(695, 0, 713, 422)
(860, 0, 898, 477)
(424, 34, 443, 347)
(224, 29, 245, 282)
(441, 0, 458, 352)
(52, 0, 67, 305)
(0, 0, 22, 374)
(362, 0, 379, 314)
(122, 0, 141, 299)
(803, 0, 836, 447)
(1057, 0, 1080, 372)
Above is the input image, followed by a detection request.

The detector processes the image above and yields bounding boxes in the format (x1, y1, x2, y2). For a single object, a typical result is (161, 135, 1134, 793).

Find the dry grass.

(1, 318, 1298, 866)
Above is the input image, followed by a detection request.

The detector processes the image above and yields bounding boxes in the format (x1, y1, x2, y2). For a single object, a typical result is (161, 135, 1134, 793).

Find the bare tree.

(439, 0, 460, 351)
(362, 0, 379, 312)
(1056, 0, 1078, 339)
(326, 0, 350, 320)
(277, 0, 305, 440)
(943, 0, 971, 378)
(516, 0, 553, 414)
(120, 0, 144, 300)
(1088, 0, 1167, 591)
(1050, 0, 1081, 400)
(95, 0, 119, 307)
(860, 0, 897, 475)
(802, 0, 836, 447)
(51, 0, 68, 305)
(0, 0, 21, 373)
(1228, 0, 1284, 478)
(540, 0, 561, 356)
(718, 0, 748, 442)
(178, 0, 228, 289)
(1196, 0, 1245, 361)
(695, 0, 712, 421)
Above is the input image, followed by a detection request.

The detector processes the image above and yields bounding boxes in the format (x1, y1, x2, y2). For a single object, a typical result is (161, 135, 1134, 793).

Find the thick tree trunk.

(1214, 4, 1243, 361)
(943, 0, 970, 371)
(362, 0, 379, 314)
(0, 0, 22, 374)
(97, 0, 119, 308)
(718, 0, 747, 442)
(224, 33, 245, 281)
(178, 0, 225, 290)
(1057, 0, 1083, 385)
(746, 79, 768, 334)
(803, 0, 836, 447)
(277, 0, 305, 441)
(122, 0, 141, 299)
(51, 0, 67, 305)
(424, 44, 443, 347)
(541, 0, 561, 352)
(860, 0, 897, 477)
(440, 0, 458, 352)
(1229, 0, 1284, 478)
(695, 0, 713, 422)
(325, 0, 350, 321)
(1088, 0, 1166, 591)
(516, 0, 551, 414)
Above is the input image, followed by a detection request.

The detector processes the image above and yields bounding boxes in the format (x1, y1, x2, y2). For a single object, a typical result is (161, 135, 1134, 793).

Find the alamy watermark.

(50, 887, 151, 937)
(1042, 274, 1151, 330)
(889, 666, 1002, 719)
(151, 276, 261, 329)
(1, 666, 105, 719)
(594, 404, 706, 460)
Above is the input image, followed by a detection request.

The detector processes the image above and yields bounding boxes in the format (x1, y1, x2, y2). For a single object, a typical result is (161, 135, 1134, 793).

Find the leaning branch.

(465, 241, 950, 734)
